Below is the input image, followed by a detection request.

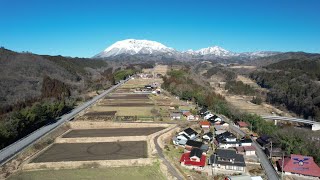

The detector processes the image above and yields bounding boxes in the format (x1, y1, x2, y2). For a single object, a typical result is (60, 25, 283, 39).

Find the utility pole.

(212, 154, 216, 176)
(281, 152, 284, 180)
(270, 140, 273, 159)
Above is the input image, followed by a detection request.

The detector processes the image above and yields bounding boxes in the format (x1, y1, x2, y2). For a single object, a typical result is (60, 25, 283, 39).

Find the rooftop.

(186, 140, 203, 148)
(183, 128, 198, 136)
(277, 154, 320, 177)
(237, 121, 249, 127)
(180, 152, 206, 167)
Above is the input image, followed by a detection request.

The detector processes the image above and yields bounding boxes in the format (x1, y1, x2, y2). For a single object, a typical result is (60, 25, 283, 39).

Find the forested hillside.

(250, 58, 320, 121)
(0, 48, 154, 150)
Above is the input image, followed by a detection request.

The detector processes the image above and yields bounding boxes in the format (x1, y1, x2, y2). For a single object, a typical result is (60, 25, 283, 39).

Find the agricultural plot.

(62, 127, 165, 138)
(104, 94, 150, 100)
(91, 106, 153, 116)
(84, 111, 117, 116)
(31, 141, 147, 163)
(9, 163, 166, 180)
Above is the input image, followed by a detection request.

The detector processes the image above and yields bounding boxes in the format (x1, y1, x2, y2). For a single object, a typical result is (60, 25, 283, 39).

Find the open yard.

(62, 127, 165, 138)
(8, 163, 166, 180)
(31, 141, 147, 163)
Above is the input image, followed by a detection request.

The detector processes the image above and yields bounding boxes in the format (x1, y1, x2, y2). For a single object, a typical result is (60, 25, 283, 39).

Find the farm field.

(31, 141, 147, 163)
(91, 106, 153, 116)
(8, 163, 166, 180)
(62, 127, 165, 138)
(5, 67, 172, 180)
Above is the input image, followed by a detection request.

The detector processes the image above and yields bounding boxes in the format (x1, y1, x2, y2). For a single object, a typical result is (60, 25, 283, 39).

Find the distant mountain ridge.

(94, 39, 280, 61)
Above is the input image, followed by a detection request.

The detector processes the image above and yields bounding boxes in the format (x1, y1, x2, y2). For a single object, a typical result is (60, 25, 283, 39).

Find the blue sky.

(0, 0, 319, 57)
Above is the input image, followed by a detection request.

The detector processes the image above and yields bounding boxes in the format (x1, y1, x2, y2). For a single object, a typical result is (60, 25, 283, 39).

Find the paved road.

(0, 78, 130, 166)
(154, 125, 184, 180)
(227, 120, 280, 180)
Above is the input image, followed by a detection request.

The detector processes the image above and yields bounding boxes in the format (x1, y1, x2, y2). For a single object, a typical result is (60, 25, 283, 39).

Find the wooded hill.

(251, 58, 320, 121)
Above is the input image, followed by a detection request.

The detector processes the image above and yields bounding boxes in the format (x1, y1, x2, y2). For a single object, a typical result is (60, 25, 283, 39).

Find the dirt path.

(154, 125, 184, 180)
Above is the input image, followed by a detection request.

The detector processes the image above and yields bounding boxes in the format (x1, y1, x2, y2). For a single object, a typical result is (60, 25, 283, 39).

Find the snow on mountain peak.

(184, 46, 234, 56)
(98, 39, 176, 57)
(94, 39, 279, 59)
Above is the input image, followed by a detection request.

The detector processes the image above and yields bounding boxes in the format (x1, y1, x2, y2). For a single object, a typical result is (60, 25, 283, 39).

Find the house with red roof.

(180, 148, 206, 170)
(199, 121, 211, 132)
(236, 121, 249, 128)
(276, 154, 320, 178)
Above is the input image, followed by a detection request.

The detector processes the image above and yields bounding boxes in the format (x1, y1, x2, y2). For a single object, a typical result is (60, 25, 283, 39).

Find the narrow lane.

(226, 119, 280, 180)
(154, 125, 184, 180)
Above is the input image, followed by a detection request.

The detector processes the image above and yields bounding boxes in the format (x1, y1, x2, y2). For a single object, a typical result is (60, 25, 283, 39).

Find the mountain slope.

(94, 39, 280, 61)
(94, 39, 177, 58)
(0, 48, 110, 112)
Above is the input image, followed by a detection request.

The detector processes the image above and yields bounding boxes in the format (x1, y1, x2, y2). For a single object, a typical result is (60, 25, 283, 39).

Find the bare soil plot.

(62, 127, 165, 138)
(84, 111, 117, 116)
(105, 94, 149, 100)
(31, 141, 147, 163)
(92, 106, 153, 116)
(99, 103, 153, 107)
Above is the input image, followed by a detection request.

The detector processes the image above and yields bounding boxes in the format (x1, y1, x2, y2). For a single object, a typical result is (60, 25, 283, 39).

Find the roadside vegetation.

(0, 99, 74, 149)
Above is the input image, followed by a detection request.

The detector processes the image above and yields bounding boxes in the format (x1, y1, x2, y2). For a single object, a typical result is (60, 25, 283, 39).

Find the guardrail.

(262, 115, 319, 125)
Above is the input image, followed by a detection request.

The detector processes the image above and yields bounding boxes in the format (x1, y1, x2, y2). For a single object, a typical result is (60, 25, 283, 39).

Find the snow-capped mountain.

(183, 46, 236, 57)
(94, 39, 177, 58)
(94, 39, 279, 60)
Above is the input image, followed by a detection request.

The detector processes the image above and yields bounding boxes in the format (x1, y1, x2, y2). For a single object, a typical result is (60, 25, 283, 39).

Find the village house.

(236, 146, 256, 156)
(240, 138, 253, 146)
(202, 132, 214, 142)
(208, 115, 222, 124)
(215, 131, 240, 149)
(170, 112, 181, 120)
(183, 111, 195, 121)
(173, 134, 190, 146)
(199, 121, 211, 132)
(208, 149, 246, 172)
(265, 146, 284, 159)
(236, 121, 249, 128)
(250, 133, 259, 140)
(276, 154, 320, 178)
(214, 124, 228, 135)
(185, 140, 203, 152)
(256, 135, 271, 148)
(198, 108, 209, 116)
(173, 128, 198, 145)
(178, 128, 198, 139)
(180, 148, 206, 170)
